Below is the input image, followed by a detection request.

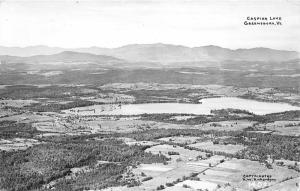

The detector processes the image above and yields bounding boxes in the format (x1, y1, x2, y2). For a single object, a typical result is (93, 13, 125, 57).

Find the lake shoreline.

(63, 97, 300, 116)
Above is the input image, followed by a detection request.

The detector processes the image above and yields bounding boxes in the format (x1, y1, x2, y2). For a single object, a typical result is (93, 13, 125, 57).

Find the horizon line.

(0, 43, 298, 52)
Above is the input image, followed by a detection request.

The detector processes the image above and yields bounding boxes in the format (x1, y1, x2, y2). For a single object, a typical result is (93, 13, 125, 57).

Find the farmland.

(0, 74, 299, 191)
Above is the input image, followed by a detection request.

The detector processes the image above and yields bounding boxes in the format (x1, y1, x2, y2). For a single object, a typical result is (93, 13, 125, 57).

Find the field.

(198, 158, 300, 190)
(264, 121, 300, 136)
(188, 141, 246, 155)
(194, 120, 256, 131)
(0, 138, 41, 151)
(158, 136, 204, 145)
(145, 144, 207, 162)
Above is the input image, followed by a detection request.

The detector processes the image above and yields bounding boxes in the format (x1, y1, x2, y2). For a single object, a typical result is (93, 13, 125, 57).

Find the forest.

(0, 137, 168, 191)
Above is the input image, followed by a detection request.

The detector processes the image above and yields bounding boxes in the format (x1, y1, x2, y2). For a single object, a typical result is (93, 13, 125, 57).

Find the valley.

(0, 45, 299, 191)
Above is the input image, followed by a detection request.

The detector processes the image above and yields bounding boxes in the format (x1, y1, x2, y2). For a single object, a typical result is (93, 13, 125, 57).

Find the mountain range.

(0, 51, 122, 64)
(0, 44, 299, 64)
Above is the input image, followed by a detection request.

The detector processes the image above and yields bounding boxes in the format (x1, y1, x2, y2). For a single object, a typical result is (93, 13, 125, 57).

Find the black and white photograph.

(0, 0, 299, 190)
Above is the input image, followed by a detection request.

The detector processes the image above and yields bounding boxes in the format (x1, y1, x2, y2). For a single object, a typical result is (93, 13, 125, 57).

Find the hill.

(0, 51, 122, 64)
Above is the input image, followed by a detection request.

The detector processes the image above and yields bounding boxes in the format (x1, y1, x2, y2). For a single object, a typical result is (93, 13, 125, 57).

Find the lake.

(64, 97, 300, 116)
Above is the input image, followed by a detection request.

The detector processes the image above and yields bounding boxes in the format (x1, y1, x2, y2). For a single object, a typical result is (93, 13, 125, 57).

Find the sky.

(0, 0, 300, 51)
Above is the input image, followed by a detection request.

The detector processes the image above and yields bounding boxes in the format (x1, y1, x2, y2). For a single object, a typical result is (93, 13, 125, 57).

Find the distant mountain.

(106, 44, 299, 62)
(0, 45, 65, 57)
(108, 43, 212, 62)
(0, 44, 299, 63)
(0, 51, 122, 64)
